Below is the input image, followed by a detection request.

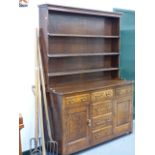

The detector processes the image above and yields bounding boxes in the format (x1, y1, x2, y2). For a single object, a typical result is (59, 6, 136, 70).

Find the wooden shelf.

(48, 52, 119, 57)
(49, 79, 133, 95)
(48, 33, 119, 38)
(48, 67, 119, 77)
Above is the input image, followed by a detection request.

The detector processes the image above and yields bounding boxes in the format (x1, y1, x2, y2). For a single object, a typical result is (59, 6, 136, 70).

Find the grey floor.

(74, 121, 135, 155)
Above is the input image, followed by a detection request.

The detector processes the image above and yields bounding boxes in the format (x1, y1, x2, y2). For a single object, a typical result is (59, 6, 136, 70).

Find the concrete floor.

(74, 121, 135, 155)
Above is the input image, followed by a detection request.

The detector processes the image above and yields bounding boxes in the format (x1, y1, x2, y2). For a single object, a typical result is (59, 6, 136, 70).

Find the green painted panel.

(113, 9, 135, 118)
(120, 30, 135, 80)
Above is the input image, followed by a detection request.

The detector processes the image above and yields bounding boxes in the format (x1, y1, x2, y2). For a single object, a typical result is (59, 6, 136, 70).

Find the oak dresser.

(39, 4, 133, 155)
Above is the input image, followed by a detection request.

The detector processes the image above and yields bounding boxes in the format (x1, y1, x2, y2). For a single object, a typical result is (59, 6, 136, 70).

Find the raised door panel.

(63, 94, 90, 154)
(114, 96, 132, 135)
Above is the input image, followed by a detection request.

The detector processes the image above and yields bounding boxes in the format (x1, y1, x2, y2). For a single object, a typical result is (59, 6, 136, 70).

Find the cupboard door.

(114, 96, 132, 135)
(63, 95, 90, 154)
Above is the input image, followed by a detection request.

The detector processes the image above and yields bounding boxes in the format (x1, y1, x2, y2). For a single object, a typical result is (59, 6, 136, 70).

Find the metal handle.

(87, 119, 92, 127)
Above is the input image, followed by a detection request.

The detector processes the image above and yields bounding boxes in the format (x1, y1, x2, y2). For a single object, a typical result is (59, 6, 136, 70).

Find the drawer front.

(116, 86, 132, 96)
(91, 100, 113, 116)
(92, 114, 112, 130)
(92, 126, 112, 142)
(91, 89, 114, 103)
(65, 94, 90, 107)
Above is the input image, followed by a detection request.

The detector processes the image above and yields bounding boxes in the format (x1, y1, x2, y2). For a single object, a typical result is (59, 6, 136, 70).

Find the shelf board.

(48, 52, 119, 57)
(48, 67, 119, 77)
(48, 33, 119, 38)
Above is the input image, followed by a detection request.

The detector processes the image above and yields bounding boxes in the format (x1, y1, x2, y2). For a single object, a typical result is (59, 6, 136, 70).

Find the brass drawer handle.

(87, 119, 92, 127)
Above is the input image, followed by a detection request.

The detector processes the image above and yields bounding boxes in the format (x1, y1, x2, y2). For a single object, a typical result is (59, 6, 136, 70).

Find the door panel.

(64, 96, 90, 154)
(66, 107, 88, 143)
(114, 96, 132, 135)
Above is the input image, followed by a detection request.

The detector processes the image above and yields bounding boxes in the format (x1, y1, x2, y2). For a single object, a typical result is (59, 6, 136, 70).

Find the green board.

(113, 9, 135, 118)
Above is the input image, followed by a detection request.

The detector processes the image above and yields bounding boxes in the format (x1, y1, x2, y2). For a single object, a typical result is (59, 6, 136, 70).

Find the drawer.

(116, 86, 132, 96)
(92, 126, 112, 142)
(65, 94, 90, 107)
(91, 89, 114, 103)
(92, 114, 112, 130)
(91, 100, 113, 116)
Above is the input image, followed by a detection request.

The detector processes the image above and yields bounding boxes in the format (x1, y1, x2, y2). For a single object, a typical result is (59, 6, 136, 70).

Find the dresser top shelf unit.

(39, 4, 122, 94)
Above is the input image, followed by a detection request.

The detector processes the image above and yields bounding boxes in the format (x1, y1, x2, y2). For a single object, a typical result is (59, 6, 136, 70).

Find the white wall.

(18, 0, 136, 151)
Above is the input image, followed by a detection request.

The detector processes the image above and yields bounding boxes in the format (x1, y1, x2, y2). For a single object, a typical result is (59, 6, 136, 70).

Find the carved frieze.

(116, 86, 132, 96)
(65, 94, 89, 107)
(91, 89, 114, 103)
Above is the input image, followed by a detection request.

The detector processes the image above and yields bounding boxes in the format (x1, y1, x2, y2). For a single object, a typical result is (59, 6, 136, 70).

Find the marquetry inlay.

(116, 86, 132, 96)
(91, 89, 114, 102)
(65, 94, 89, 106)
